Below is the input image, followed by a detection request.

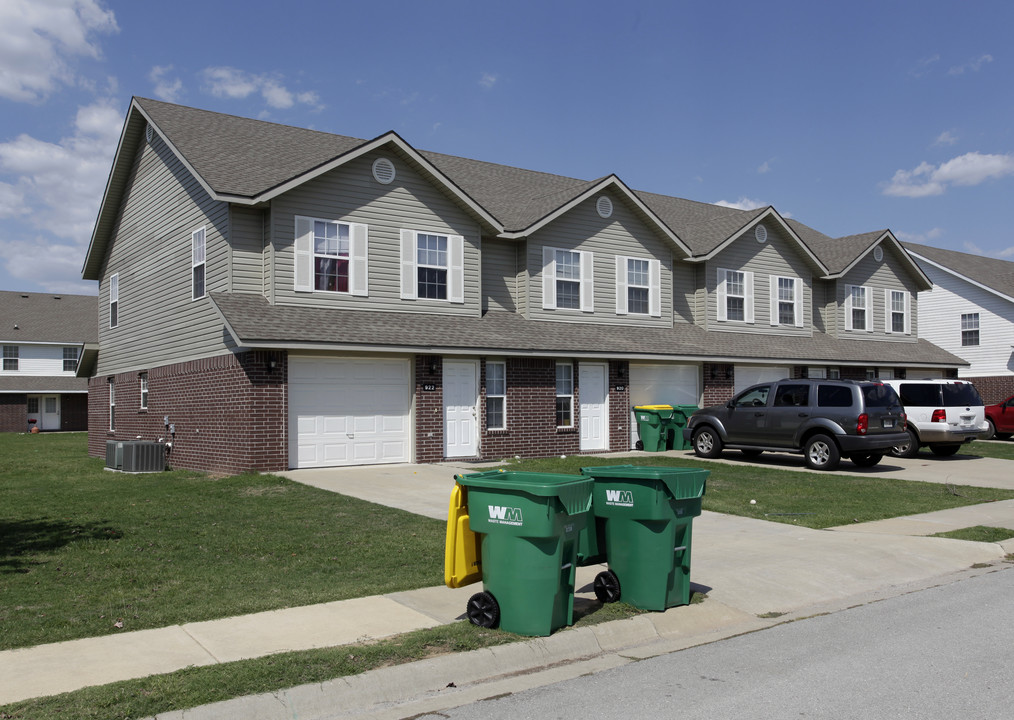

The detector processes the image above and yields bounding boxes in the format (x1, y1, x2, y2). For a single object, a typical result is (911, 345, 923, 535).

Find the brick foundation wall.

(88, 351, 287, 475)
(964, 375, 1014, 405)
(608, 361, 632, 451)
(0, 394, 27, 432)
(702, 364, 734, 407)
(415, 355, 444, 463)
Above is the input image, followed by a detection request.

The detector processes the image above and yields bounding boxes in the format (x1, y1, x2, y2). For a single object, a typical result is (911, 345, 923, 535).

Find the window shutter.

(717, 269, 727, 322)
(904, 291, 911, 334)
(884, 289, 892, 334)
(649, 258, 661, 317)
(769, 275, 778, 326)
(350, 223, 369, 297)
(744, 270, 754, 324)
(615, 256, 628, 315)
(294, 217, 313, 292)
(863, 287, 872, 333)
(580, 251, 594, 312)
(794, 278, 803, 327)
(400, 229, 417, 299)
(844, 284, 854, 331)
(542, 247, 556, 309)
(448, 234, 464, 304)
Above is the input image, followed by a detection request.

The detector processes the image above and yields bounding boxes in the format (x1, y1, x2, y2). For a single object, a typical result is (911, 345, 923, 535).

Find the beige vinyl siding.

(836, 246, 919, 342)
(527, 192, 675, 327)
(517, 240, 529, 317)
(270, 151, 481, 316)
(96, 132, 233, 376)
(706, 223, 814, 336)
(231, 206, 267, 295)
(812, 279, 835, 334)
(482, 238, 519, 312)
(672, 260, 696, 324)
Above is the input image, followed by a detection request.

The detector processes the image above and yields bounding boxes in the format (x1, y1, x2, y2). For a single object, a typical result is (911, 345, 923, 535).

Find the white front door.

(444, 359, 478, 458)
(579, 363, 608, 451)
(40, 395, 60, 430)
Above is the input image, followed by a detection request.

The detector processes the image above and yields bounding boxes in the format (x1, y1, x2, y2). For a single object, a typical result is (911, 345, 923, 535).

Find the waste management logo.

(604, 489, 634, 507)
(488, 505, 523, 526)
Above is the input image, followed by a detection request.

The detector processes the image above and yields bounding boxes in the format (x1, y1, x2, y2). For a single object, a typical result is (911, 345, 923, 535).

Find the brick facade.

(964, 375, 1014, 406)
(702, 364, 735, 407)
(88, 351, 287, 475)
(0, 394, 26, 433)
(0, 393, 88, 433)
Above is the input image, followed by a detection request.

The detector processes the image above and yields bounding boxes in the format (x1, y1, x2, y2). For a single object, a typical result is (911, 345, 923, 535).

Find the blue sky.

(1, 0, 1012, 295)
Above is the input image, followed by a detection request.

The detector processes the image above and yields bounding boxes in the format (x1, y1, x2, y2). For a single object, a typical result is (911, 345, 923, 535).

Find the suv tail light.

(931, 409, 946, 423)
(901, 412, 907, 431)
(857, 413, 868, 435)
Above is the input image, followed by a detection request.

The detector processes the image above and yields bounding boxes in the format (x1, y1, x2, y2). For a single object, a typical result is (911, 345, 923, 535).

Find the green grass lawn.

(959, 439, 1014, 461)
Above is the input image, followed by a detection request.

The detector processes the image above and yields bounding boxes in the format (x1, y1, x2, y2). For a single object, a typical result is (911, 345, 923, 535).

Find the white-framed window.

(961, 313, 980, 346)
(108, 378, 116, 431)
(109, 273, 119, 328)
(556, 362, 574, 428)
(139, 372, 149, 410)
(885, 289, 910, 334)
(828, 367, 841, 379)
(770, 275, 802, 327)
(616, 256, 661, 316)
(807, 367, 827, 379)
(400, 229, 463, 302)
(2, 345, 18, 371)
(486, 361, 506, 430)
(192, 227, 206, 300)
(294, 216, 369, 296)
(844, 284, 870, 332)
(543, 247, 593, 312)
(63, 347, 79, 372)
(27, 397, 39, 413)
(717, 268, 754, 322)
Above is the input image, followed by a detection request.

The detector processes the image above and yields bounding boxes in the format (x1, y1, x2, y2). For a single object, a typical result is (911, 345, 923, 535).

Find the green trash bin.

(667, 405, 699, 450)
(456, 470, 593, 636)
(579, 465, 708, 611)
(633, 405, 676, 451)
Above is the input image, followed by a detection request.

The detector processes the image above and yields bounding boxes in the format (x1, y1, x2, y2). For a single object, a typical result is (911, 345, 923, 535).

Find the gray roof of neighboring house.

(0, 376, 88, 393)
(210, 292, 967, 368)
(0, 291, 98, 344)
(902, 242, 1014, 301)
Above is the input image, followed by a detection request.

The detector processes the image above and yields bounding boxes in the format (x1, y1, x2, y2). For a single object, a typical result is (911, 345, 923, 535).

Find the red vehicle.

(985, 396, 1014, 440)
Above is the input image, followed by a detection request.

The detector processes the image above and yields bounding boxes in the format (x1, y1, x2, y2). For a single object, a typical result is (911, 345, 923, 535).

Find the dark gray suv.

(683, 379, 909, 471)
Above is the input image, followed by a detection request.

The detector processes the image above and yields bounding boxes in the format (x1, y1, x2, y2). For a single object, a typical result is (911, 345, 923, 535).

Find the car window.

(941, 383, 983, 406)
(861, 383, 899, 408)
(1007, 398, 1014, 408)
(897, 383, 942, 407)
(817, 385, 853, 408)
(734, 386, 770, 407)
(774, 384, 810, 407)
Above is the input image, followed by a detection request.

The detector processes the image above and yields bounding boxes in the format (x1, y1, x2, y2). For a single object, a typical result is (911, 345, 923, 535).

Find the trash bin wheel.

(635, 440, 644, 451)
(593, 570, 622, 604)
(467, 591, 500, 628)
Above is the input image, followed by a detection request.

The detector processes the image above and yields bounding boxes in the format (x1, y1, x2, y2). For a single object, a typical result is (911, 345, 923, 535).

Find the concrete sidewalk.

(2, 454, 1014, 711)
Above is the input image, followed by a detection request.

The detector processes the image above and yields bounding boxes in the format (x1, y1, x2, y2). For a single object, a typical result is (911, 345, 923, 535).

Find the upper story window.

(961, 313, 980, 346)
(109, 273, 118, 328)
(886, 290, 910, 334)
(555, 362, 574, 427)
(845, 284, 870, 332)
(192, 227, 206, 300)
(486, 361, 506, 430)
(543, 247, 593, 312)
(770, 276, 802, 327)
(294, 216, 369, 296)
(616, 256, 661, 317)
(2, 345, 18, 371)
(63, 347, 79, 372)
(400, 229, 463, 303)
(717, 268, 754, 323)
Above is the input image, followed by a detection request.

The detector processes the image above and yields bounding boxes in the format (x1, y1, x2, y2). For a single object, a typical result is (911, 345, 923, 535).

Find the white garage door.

(629, 363, 699, 447)
(289, 356, 411, 468)
(734, 365, 791, 394)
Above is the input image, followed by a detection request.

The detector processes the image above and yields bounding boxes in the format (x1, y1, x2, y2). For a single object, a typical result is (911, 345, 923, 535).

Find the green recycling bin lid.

(579, 465, 708, 500)
(455, 470, 593, 516)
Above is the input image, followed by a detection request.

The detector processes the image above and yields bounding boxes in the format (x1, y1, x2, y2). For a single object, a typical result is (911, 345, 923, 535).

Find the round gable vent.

(874, 246, 884, 262)
(755, 225, 768, 243)
(596, 196, 613, 218)
(145, 123, 153, 143)
(372, 157, 396, 185)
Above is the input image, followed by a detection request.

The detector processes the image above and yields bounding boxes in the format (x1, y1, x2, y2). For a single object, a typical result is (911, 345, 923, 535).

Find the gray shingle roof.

(0, 291, 98, 344)
(0, 376, 88, 393)
(210, 293, 966, 368)
(902, 242, 1014, 300)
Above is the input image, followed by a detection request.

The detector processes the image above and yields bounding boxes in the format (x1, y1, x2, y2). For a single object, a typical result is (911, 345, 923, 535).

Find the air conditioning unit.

(105, 441, 125, 470)
(121, 441, 166, 473)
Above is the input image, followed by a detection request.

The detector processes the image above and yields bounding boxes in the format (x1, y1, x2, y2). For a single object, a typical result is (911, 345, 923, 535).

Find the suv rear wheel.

(849, 452, 883, 468)
(929, 443, 961, 457)
(890, 428, 920, 458)
(692, 426, 723, 459)
(804, 433, 840, 471)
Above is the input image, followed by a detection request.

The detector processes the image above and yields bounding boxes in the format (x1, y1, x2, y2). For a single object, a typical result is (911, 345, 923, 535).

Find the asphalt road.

(424, 566, 1014, 720)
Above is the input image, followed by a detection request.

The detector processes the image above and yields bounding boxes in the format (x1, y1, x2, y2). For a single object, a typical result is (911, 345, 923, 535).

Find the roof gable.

(903, 241, 1014, 303)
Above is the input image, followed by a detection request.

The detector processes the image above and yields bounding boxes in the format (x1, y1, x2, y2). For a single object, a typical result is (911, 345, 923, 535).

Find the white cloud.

(479, 73, 498, 89)
(910, 54, 940, 78)
(895, 228, 945, 245)
(883, 152, 1014, 197)
(998, 246, 1014, 259)
(0, 0, 118, 102)
(200, 66, 322, 110)
(0, 99, 122, 287)
(947, 54, 993, 76)
(757, 161, 771, 174)
(714, 197, 767, 211)
(933, 130, 958, 146)
(149, 65, 183, 103)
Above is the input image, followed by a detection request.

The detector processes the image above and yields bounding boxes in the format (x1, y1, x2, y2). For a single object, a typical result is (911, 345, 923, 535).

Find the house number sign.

(422, 383, 438, 392)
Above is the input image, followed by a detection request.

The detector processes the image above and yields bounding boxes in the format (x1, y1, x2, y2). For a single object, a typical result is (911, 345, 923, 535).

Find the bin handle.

(674, 546, 687, 553)
(561, 563, 572, 571)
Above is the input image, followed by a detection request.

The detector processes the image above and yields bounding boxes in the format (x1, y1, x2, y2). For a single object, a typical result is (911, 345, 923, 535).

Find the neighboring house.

(902, 242, 1014, 403)
(80, 98, 966, 474)
(0, 290, 97, 432)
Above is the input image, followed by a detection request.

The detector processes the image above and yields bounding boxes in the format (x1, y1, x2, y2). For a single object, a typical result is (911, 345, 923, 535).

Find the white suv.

(880, 378, 988, 457)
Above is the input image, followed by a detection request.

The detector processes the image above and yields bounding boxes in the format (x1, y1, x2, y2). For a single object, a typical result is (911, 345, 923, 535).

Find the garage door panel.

(629, 363, 700, 448)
